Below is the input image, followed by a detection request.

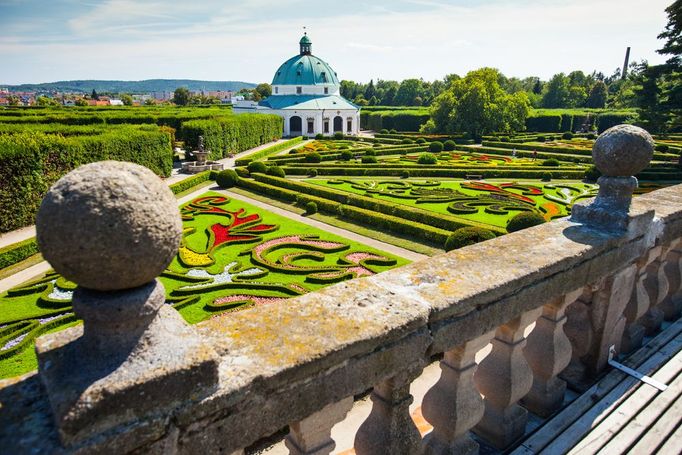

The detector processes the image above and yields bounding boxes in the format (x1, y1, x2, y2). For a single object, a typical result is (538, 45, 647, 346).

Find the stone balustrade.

(1, 125, 682, 454)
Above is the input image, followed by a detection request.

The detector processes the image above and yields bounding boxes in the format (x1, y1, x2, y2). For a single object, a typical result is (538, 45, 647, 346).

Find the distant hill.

(2, 79, 257, 94)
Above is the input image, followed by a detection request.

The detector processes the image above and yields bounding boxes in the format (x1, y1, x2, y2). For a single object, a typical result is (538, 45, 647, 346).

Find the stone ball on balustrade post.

(36, 160, 182, 291)
(592, 124, 655, 177)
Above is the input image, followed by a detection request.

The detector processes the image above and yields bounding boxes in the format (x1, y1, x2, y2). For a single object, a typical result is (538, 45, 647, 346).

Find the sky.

(0, 0, 673, 85)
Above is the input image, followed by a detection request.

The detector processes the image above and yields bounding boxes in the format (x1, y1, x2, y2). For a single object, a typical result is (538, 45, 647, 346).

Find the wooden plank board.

(629, 392, 682, 454)
(568, 350, 682, 454)
(513, 319, 682, 454)
(654, 411, 682, 455)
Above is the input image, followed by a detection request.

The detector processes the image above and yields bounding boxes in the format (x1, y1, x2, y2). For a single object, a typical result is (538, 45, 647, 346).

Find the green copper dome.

(299, 34, 311, 44)
(272, 54, 340, 86)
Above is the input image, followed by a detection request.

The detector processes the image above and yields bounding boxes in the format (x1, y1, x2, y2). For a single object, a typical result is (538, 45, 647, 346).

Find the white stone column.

(473, 308, 542, 449)
(422, 330, 495, 455)
(285, 397, 353, 455)
(522, 289, 582, 417)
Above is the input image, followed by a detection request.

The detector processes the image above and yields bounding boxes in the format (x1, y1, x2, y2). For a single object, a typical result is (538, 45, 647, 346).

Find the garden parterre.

(0, 192, 406, 379)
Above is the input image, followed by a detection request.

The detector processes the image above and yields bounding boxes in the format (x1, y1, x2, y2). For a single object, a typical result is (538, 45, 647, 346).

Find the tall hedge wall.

(361, 111, 431, 132)
(180, 114, 283, 160)
(0, 129, 172, 232)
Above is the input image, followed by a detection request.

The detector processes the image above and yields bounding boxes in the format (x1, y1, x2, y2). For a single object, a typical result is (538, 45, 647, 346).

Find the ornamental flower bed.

(0, 192, 406, 379)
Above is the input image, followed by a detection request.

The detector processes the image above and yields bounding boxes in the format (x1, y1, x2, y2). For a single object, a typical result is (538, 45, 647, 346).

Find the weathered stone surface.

(286, 397, 353, 455)
(36, 280, 219, 446)
(36, 160, 182, 291)
(592, 124, 654, 177)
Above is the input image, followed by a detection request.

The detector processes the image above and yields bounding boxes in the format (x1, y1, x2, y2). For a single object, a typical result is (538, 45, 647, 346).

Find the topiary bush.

(429, 141, 444, 153)
(340, 150, 353, 161)
(584, 165, 601, 181)
(542, 158, 560, 167)
(562, 132, 574, 140)
(415, 138, 427, 144)
(443, 140, 456, 151)
(536, 135, 546, 142)
(247, 161, 268, 174)
(541, 172, 552, 182)
(333, 132, 344, 140)
(586, 133, 596, 140)
(305, 152, 322, 163)
(500, 136, 510, 142)
(361, 155, 378, 164)
(266, 165, 286, 178)
(401, 170, 410, 179)
(507, 212, 546, 233)
(215, 169, 239, 188)
(365, 149, 377, 156)
(389, 129, 398, 134)
(444, 227, 496, 251)
(304, 201, 318, 214)
(380, 129, 389, 134)
(401, 138, 414, 144)
(308, 169, 318, 177)
(417, 153, 438, 164)
(315, 133, 324, 139)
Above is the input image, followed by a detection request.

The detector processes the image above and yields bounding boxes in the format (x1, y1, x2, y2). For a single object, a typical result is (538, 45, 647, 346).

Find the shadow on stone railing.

(1, 125, 681, 454)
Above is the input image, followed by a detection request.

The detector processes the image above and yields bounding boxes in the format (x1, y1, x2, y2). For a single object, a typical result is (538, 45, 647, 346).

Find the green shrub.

(584, 165, 601, 181)
(389, 129, 398, 134)
(541, 172, 552, 181)
(542, 158, 560, 167)
(248, 161, 268, 174)
(304, 201, 318, 214)
(361, 156, 378, 164)
(333, 132, 344, 140)
(305, 152, 322, 163)
(308, 169, 318, 177)
(562, 132, 574, 140)
(340, 150, 353, 161)
(401, 138, 414, 144)
(429, 141, 444, 152)
(365, 149, 377, 156)
(380, 129, 389, 134)
(656, 144, 670, 152)
(443, 140, 456, 151)
(266, 165, 286, 178)
(586, 133, 596, 140)
(315, 133, 324, 139)
(507, 212, 546, 233)
(444, 227, 496, 251)
(401, 170, 410, 179)
(416, 138, 427, 144)
(525, 113, 562, 132)
(417, 153, 438, 164)
(215, 169, 239, 188)
(536, 135, 546, 142)
(0, 238, 39, 270)
(500, 136, 510, 142)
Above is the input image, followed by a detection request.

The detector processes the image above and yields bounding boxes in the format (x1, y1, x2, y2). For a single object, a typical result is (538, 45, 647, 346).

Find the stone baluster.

(355, 367, 424, 455)
(33, 161, 219, 448)
(621, 247, 659, 353)
(473, 308, 543, 449)
(285, 397, 353, 455)
(421, 330, 496, 455)
(660, 239, 682, 320)
(640, 245, 670, 335)
(522, 288, 583, 417)
(568, 124, 655, 378)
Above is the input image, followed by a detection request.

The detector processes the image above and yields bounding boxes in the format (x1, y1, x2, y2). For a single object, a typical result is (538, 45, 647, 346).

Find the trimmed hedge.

(216, 169, 239, 188)
(250, 173, 504, 233)
(169, 170, 216, 194)
(507, 212, 546, 232)
(0, 130, 173, 232)
(361, 110, 431, 132)
(444, 227, 496, 251)
(234, 136, 303, 166)
(282, 166, 588, 179)
(0, 237, 39, 270)
(481, 140, 676, 161)
(236, 178, 452, 245)
(181, 114, 283, 160)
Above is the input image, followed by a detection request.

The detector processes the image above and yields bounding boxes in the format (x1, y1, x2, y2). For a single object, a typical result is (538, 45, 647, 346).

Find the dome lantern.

(300, 32, 312, 55)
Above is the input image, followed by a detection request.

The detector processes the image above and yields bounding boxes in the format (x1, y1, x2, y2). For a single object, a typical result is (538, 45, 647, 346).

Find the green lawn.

(0, 191, 407, 379)
(308, 178, 599, 228)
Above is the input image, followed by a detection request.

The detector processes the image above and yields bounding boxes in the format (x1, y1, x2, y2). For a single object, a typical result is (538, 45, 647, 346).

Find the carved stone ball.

(592, 124, 655, 177)
(36, 161, 182, 291)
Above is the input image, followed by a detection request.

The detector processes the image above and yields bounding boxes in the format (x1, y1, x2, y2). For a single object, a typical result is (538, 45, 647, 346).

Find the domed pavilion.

(234, 33, 360, 137)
